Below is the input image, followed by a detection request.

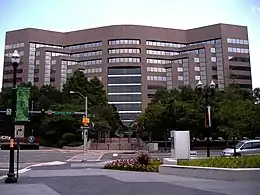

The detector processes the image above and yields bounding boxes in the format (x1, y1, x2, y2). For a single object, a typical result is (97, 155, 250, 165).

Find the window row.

(108, 57, 141, 63)
(5, 43, 24, 50)
(62, 60, 78, 66)
(147, 76, 166, 81)
(146, 41, 186, 48)
(228, 57, 250, 63)
(108, 94, 142, 102)
(4, 51, 24, 57)
(119, 112, 140, 120)
(173, 58, 188, 64)
(35, 43, 63, 49)
(108, 76, 141, 84)
(227, 38, 249, 45)
(108, 67, 141, 75)
(108, 39, 140, 45)
(113, 103, 142, 111)
(228, 47, 249, 54)
(83, 68, 102, 74)
(147, 58, 171, 64)
(147, 67, 166, 73)
(176, 75, 200, 81)
(108, 85, 141, 93)
(146, 49, 179, 56)
(71, 50, 102, 57)
(109, 48, 141, 54)
(188, 39, 221, 46)
(52, 52, 70, 57)
(78, 59, 102, 66)
(65, 42, 102, 50)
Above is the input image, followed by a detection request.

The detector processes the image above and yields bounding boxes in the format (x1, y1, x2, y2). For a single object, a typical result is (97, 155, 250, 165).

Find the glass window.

(108, 94, 141, 102)
(108, 76, 141, 84)
(113, 103, 142, 111)
(211, 57, 217, 62)
(242, 142, 253, 149)
(108, 85, 141, 93)
(195, 67, 200, 71)
(195, 76, 200, 80)
(108, 67, 141, 75)
(177, 67, 183, 72)
(253, 142, 260, 149)
(210, 48, 216, 53)
(194, 57, 200, 63)
(178, 76, 183, 81)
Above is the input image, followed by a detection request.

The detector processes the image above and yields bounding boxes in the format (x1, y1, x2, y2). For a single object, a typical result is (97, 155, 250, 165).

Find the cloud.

(252, 6, 260, 13)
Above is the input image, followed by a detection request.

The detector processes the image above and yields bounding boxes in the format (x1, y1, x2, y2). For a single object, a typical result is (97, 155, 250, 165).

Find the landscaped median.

(159, 155, 260, 181)
(104, 152, 162, 172)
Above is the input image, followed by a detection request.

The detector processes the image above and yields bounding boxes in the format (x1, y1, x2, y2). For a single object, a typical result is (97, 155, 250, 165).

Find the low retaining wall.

(159, 165, 260, 181)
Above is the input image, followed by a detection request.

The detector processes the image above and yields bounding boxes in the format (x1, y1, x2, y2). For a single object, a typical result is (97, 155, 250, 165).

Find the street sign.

(28, 136, 35, 143)
(53, 111, 73, 116)
(6, 109, 12, 115)
(15, 125, 25, 138)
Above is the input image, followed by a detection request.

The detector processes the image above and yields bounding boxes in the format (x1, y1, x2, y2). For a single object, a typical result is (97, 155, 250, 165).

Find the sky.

(0, 0, 259, 89)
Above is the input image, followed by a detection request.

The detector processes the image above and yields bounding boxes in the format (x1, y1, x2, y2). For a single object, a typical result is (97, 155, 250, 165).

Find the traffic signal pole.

(84, 96, 88, 154)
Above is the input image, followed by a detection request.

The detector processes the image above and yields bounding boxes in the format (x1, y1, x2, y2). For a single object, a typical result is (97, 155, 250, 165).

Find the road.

(100, 150, 222, 161)
(0, 149, 81, 169)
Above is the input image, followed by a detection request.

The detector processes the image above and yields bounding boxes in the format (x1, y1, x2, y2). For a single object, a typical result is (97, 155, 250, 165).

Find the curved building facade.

(3, 24, 252, 124)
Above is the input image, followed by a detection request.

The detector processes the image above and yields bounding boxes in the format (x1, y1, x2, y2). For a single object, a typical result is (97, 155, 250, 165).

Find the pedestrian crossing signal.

(82, 117, 90, 126)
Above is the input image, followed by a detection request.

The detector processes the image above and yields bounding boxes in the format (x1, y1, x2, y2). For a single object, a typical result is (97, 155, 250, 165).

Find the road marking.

(0, 161, 67, 181)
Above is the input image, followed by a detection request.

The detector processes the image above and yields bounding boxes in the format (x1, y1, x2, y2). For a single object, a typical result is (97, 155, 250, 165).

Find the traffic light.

(82, 117, 90, 127)
(41, 108, 45, 116)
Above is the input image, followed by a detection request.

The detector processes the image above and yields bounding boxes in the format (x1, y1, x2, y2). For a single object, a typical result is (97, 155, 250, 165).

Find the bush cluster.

(104, 152, 161, 172)
(178, 155, 260, 168)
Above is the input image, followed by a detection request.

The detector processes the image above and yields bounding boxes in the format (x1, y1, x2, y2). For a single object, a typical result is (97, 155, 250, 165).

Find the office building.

(2, 24, 252, 124)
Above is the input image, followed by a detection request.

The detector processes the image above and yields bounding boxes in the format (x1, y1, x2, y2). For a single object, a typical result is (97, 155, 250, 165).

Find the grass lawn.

(178, 155, 260, 168)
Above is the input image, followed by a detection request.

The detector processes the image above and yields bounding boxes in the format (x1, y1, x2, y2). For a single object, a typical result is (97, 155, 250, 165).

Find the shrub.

(62, 133, 76, 145)
(178, 155, 260, 168)
(136, 152, 150, 165)
(104, 158, 161, 172)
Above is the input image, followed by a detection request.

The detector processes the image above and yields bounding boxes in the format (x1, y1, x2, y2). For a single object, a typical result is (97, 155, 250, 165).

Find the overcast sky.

(0, 0, 259, 88)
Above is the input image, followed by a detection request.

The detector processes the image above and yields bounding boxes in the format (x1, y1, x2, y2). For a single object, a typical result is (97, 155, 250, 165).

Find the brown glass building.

(2, 23, 252, 124)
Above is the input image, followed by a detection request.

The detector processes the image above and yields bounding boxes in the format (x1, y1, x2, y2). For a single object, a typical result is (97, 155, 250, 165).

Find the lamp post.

(5, 50, 20, 183)
(196, 80, 215, 158)
(70, 91, 88, 153)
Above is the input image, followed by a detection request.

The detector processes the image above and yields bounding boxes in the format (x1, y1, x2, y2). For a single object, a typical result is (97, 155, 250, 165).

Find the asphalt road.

(100, 150, 222, 161)
(0, 150, 80, 169)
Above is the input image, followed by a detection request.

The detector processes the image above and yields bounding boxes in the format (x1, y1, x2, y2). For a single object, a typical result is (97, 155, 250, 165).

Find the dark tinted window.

(120, 113, 140, 120)
(253, 142, 260, 149)
(108, 85, 141, 93)
(108, 67, 141, 75)
(229, 57, 250, 62)
(231, 75, 251, 80)
(147, 85, 166, 90)
(229, 66, 251, 71)
(108, 94, 141, 102)
(212, 66, 217, 71)
(113, 104, 142, 111)
(108, 76, 141, 84)
(238, 84, 252, 89)
(242, 142, 253, 149)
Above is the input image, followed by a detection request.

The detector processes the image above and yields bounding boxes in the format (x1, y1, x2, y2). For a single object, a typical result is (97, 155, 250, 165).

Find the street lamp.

(70, 91, 88, 153)
(196, 80, 216, 158)
(5, 50, 20, 183)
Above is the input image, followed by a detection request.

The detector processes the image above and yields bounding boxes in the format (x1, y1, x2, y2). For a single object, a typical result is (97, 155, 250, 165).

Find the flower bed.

(178, 155, 260, 168)
(104, 158, 161, 172)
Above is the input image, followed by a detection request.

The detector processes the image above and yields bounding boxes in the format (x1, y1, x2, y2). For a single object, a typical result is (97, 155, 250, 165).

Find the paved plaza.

(0, 149, 259, 195)
(0, 162, 259, 195)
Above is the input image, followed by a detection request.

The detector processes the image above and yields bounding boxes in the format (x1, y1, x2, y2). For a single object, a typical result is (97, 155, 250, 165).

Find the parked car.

(221, 139, 260, 156)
